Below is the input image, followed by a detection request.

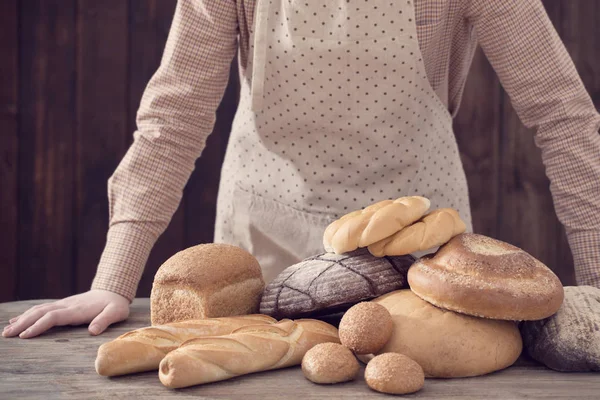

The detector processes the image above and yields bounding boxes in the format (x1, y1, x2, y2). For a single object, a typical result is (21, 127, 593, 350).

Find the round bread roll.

(374, 290, 522, 378)
(302, 343, 360, 384)
(365, 353, 424, 395)
(339, 302, 393, 354)
(408, 233, 564, 320)
(151, 244, 265, 325)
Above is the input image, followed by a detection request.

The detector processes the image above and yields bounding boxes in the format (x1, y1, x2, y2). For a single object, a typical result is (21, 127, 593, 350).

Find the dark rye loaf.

(259, 249, 415, 319)
(521, 286, 600, 372)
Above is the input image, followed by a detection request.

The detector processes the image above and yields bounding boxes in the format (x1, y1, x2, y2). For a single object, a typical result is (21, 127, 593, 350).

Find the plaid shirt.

(91, 0, 600, 301)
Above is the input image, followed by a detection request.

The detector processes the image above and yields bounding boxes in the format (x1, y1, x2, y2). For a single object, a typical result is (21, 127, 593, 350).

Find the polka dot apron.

(215, 0, 473, 283)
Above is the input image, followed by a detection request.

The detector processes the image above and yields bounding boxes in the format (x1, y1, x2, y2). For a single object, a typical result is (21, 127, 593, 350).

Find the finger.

(9, 317, 19, 324)
(3, 304, 64, 338)
(19, 309, 74, 339)
(89, 303, 128, 336)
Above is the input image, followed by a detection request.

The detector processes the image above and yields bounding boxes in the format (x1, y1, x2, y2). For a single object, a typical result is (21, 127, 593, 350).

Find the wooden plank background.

(0, 0, 597, 301)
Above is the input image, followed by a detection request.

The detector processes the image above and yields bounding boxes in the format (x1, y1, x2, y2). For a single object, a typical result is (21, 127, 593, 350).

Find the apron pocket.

(231, 183, 336, 279)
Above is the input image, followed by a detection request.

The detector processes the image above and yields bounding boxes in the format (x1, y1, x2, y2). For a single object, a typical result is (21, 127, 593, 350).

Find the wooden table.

(1, 300, 598, 400)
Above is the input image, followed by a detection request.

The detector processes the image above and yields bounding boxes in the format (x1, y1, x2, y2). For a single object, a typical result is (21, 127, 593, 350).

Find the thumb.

(89, 303, 129, 336)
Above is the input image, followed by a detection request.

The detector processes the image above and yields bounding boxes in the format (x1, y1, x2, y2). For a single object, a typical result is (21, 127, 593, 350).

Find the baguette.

(95, 314, 276, 377)
(159, 319, 340, 388)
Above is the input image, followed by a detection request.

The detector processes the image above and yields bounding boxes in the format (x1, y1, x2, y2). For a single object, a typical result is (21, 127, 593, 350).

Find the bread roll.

(95, 315, 275, 376)
(365, 353, 424, 395)
(159, 319, 340, 388)
(302, 343, 359, 384)
(323, 196, 430, 254)
(151, 243, 265, 325)
(339, 302, 393, 354)
(408, 233, 564, 320)
(368, 208, 466, 257)
(373, 290, 522, 378)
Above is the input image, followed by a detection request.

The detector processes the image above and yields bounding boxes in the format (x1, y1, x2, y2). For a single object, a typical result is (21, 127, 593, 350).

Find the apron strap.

(251, 0, 270, 112)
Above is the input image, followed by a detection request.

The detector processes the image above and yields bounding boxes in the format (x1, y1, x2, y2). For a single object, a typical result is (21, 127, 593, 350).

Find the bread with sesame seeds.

(408, 233, 564, 321)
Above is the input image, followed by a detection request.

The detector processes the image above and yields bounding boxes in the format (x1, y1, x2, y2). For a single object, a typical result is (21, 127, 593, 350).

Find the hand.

(2, 289, 130, 339)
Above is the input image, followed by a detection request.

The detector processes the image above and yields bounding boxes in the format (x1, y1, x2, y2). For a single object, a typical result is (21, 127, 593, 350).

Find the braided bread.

(368, 208, 466, 257)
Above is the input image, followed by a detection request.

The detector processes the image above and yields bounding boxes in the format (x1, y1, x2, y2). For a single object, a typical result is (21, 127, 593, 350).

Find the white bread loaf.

(323, 197, 430, 254)
(151, 243, 265, 325)
(373, 290, 522, 378)
(159, 319, 340, 388)
(368, 208, 466, 257)
(95, 315, 276, 377)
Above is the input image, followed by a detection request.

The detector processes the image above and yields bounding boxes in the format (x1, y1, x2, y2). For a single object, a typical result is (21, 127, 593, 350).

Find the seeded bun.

(338, 302, 393, 354)
(365, 353, 425, 395)
(302, 343, 360, 384)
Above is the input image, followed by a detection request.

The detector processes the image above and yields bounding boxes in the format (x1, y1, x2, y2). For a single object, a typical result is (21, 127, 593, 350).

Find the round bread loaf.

(259, 249, 415, 319)
(365, 353, 424, 395)
(151, 244, 265, 325)
(408, 233, 564, 320)
(302, 343, 360, 384)
(339, 302, 393, 354)
(373, 290, 522, 378)
(521, 286, 600, 372)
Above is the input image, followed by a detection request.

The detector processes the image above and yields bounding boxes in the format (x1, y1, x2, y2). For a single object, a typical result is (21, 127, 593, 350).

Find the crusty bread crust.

(408, 233, 564, 320)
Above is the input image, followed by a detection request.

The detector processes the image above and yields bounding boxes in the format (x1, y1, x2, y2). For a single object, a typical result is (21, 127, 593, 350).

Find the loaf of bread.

(408, 233, 564, 320)
(151, 243, 265, 325)
(323, 196, 430, 254)
(260, 249, 414, 319)
(368, 208, 466, 257)
(373, 290, 522, 378)
(95, 314, 276, 376)
(338, 302, 393, 354)
(159, 319, 340, 388)
(521, 286, 600, 372)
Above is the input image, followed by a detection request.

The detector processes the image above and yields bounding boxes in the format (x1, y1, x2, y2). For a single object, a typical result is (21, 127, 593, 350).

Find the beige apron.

(215, 0, 472, 283)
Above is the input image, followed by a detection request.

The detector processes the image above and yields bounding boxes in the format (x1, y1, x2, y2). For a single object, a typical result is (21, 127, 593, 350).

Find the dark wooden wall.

(1, 1, 597, 301)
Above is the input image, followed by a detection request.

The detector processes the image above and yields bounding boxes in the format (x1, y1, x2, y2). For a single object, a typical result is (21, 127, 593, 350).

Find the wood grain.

(128, 0, 185, 297)
(18, 0, 76, 299)
(75, 0, 129, 293)
(453, 48, 501, 238)
(0, 0, 18, 302)
(497, 0, 575, 285)
(1, 299, 599, 400)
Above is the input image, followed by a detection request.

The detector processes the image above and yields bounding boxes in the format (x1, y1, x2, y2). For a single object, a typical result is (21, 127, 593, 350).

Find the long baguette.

(159, 319, 340, 388)
(95, 314, 276, 376)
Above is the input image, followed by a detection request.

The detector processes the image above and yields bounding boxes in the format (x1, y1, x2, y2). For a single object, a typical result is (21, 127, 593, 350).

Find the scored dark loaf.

(259, 248, 415, 319)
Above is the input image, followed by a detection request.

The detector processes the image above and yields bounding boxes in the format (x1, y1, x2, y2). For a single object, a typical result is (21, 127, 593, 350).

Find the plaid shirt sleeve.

(90, 0, 239, 301)
(468, 0, 600, 287)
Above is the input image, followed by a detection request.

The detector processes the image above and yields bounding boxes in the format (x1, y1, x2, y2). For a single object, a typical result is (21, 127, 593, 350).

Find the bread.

(151, 243, 265, 325)
(259, 249, 414, 319)
(521, 286, 600, 372)
(323, 196, 430, 254)
(95, 314, 275, 377)
(338, 302, 393, 354)
(365, 353, 424, 395)
(159, 319, 340, 388)
(302, 342, 359, 384)
(373, 290, 522, 378)
(368, 208, 466, 257)
(408, 233, 564, 320)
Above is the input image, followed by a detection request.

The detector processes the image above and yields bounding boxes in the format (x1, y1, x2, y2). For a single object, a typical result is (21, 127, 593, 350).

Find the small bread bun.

(365, 353, 425, 395)
(339, 302, 393, 354)
(302, 343, 360, 384)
